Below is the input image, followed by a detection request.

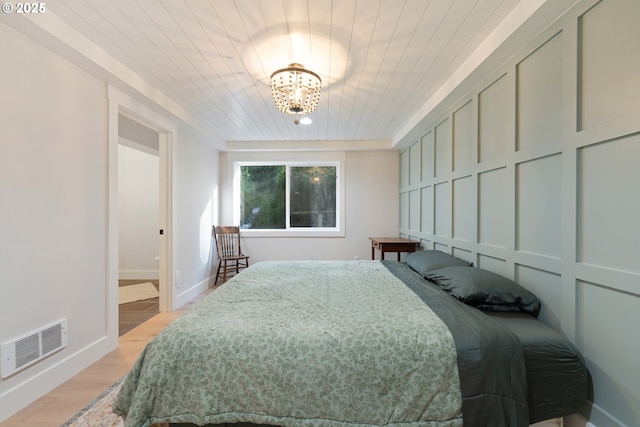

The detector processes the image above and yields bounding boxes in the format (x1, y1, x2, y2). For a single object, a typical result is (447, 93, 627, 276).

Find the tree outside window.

(240, 165, 286, 229)
(240, 164, 337, 230)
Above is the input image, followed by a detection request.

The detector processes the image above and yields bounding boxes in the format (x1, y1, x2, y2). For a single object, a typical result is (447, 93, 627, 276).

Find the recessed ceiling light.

(294, 117, 313, 125)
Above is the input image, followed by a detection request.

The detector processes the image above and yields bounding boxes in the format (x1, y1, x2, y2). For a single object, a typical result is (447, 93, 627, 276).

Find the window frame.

(233, 157, 345, 237)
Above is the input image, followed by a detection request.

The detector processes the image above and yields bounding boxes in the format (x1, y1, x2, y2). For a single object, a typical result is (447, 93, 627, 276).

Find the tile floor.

(118, 280, 160, 336)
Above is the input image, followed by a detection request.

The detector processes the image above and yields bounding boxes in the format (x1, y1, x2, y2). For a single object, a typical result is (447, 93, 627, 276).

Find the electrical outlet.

(353, 256, 359, 260)
(175, 271, 181, 289)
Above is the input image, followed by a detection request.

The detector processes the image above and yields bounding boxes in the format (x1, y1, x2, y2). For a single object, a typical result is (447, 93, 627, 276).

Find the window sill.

(240, 229, 345, 238)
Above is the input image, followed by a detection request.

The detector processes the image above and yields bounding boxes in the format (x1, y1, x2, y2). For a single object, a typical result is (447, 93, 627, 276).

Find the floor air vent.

(1, 319, 68, 378)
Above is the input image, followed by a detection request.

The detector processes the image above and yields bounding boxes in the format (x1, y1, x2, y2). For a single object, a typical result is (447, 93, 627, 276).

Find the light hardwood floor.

(0, 287, 214, 427)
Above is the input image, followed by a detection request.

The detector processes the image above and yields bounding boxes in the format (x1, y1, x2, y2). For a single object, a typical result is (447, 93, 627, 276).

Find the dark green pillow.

(424, 266, 541, 317)
(405, 250, 472, 276)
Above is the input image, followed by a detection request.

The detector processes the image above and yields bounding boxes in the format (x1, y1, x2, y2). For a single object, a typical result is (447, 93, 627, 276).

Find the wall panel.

(579, 0, 640, 130)
(479, 75, 511, 164)
(452, 247, 473, 265)
(453, 101, 474, 171)
(434, 182, 450, 237)
(516, 264, 561, 329)
(399, 191, 409, 230)
(409, 142, 421, 186)
(421, 131, 435, 180)
(578, 280, 640, 425)
(435, 119, 451, 177)
(478, 167, 509, 248)
(434, 242, 449, 253)
(398, 1, 640, 424)
(477, 254, 507, 276)
(578, 134, 640, 273)
(452, 176, 474, 242)
(421, 186, 433, 235)
(409, 189, 421, 232)
(517, 32, 563, 151)
(399, 148, 409, 188)
(516, 154, 562, 258)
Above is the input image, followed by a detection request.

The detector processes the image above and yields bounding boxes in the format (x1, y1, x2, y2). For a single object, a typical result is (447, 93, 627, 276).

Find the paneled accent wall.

(398, 1, 639, 426)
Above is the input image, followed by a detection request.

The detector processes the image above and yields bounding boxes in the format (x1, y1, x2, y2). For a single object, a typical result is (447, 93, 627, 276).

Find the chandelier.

(270, 63, 322, 116)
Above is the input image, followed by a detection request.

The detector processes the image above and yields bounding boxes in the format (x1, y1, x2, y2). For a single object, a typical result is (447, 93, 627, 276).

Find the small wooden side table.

(369, 237, 419, 261)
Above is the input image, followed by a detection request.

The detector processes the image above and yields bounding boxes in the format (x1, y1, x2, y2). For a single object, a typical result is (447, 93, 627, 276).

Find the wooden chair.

(213, 225, 250, 285)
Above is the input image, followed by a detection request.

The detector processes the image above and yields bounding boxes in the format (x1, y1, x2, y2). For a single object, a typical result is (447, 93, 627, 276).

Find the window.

(235, 161, 342, 236)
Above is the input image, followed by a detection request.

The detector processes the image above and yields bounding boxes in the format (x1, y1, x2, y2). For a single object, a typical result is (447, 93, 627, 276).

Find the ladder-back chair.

(213, 225, 250, 285)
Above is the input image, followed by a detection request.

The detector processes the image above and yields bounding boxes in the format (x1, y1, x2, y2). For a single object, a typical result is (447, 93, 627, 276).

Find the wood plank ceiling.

(51, 0, 523, 143)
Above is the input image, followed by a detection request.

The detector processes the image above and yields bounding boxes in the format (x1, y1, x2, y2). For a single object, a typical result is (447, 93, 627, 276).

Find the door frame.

(107, 86, 177, 339)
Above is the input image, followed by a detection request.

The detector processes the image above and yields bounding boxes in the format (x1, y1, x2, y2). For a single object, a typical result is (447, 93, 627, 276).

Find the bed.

(113, 253, 589, 427)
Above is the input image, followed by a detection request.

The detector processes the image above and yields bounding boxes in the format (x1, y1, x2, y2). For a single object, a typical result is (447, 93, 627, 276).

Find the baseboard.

(564, 414, 595, 427)
(579, 402, 630, 427)
(118, 269, 159, 280)
(531, 415, 597, 427)
(0, 333, 118, 421)
(175, 275, 214, 309)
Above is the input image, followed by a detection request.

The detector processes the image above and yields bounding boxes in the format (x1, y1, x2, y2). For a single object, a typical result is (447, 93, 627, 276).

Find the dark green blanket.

(382, 261, 529, 426)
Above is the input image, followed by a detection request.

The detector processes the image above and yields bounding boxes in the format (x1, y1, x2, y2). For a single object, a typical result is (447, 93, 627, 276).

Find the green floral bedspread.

(113, 261, 463, 427)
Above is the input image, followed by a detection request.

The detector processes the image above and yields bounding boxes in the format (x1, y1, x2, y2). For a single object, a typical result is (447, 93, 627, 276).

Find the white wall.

(0, 22, 111, 419)
(118, 143, 160, 280)
(220, 150, 399, 263)
(176, 129, 220, 297)
(397, 0, 640, 426)
(0, 22, 222, 421)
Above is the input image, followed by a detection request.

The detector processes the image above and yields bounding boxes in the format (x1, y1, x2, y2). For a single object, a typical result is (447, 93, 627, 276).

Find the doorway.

(117, 114, 161, 335)
(107, 86, 177, 343)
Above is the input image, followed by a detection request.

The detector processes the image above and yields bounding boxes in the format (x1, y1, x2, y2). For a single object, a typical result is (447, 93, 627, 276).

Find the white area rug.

(118, 282, 159, 304)
(61, 377, 125, 427)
